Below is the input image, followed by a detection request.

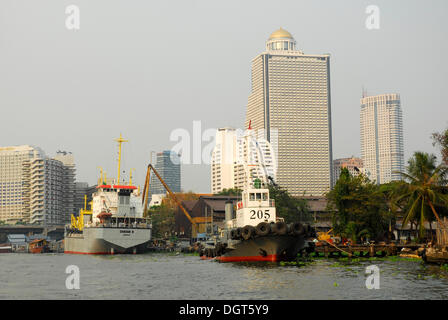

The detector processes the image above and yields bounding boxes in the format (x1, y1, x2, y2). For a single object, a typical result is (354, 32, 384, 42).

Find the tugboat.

(64, 135, 152, 255)
(200, 179, 315, 262)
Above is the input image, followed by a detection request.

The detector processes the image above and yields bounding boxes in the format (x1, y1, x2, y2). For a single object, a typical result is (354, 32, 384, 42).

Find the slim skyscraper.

(245, 28, 333, 196)
(360, 93, 404, 184)
(149, 151, 181, 196)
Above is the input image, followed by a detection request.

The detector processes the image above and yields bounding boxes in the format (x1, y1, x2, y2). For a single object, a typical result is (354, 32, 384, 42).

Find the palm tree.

(396, 152, 448, 237)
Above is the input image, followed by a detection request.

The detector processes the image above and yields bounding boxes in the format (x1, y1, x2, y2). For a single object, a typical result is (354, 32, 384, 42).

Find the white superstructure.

(233, 188, 276, 229)
(90, 185, 143, 225)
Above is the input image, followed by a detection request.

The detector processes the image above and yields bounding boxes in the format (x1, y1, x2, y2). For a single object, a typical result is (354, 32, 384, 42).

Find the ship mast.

(115, 134, 128, 185)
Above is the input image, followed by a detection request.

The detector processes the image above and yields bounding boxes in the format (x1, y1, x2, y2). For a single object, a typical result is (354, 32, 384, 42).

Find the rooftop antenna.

(362, 86, 368, 98)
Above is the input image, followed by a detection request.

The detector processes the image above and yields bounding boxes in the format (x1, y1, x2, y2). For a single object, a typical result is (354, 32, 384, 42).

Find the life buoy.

(255, 222, 270, 236)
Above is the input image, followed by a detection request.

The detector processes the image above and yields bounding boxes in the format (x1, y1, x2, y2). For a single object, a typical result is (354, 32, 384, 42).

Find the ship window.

(256, 193, 262, 200)
(249, 193, 255, 201)
(119, 196, 129, 205)
(263, 193, 267, 201)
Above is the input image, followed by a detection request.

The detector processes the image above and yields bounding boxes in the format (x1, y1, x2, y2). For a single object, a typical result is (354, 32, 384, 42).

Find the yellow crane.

(70, 195, 93, 231)
(141, 163, 209, 237)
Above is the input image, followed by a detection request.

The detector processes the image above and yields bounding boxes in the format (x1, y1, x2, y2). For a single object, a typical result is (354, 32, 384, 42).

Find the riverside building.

(360, 93, 404, 184)
(0, 145, 76, 225)
(245, 28, 333, 196)
(211, 127, 276, 194)
(332, 157, 367, 185)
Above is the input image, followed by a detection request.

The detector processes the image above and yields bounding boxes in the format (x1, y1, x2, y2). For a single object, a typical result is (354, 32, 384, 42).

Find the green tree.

(215, 188, 243, 196)
(327, 168, 389, 243)
(396, 152, 448, 236)
(432, 127, 448, 166)
(149, 203, 176, 238)
(149, 192, 199, 238)
(267, 182, 310, 223)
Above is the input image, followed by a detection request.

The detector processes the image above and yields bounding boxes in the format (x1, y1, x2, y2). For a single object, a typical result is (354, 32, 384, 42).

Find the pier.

(0, 225, 65, 243)
(303, 242, 424, 258)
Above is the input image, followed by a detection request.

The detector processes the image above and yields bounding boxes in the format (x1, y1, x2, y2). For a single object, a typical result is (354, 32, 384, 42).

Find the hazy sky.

(1, 0, 447, 193)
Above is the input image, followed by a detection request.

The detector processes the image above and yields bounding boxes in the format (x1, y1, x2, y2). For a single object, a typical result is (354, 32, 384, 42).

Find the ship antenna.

(115, 133, 128, 185)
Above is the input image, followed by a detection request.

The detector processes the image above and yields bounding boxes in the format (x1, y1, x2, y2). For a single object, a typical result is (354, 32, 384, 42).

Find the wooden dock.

(303, 243, 424, 258)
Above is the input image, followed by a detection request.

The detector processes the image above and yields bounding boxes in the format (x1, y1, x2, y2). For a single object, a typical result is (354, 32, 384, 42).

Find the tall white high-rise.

(360, 93, 404, 184)
(0, 145, 76, 225)
(211, 127, 276, 194)
(0, 145, 44, 224)
(245, 28, 333, 196)
(211, 128, 238, 194)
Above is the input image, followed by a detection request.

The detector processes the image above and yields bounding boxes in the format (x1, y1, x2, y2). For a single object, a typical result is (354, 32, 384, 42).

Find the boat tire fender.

(292, 222, 305, 236)
(242, 225, 255, 240)
(236, 228, 242, 239)
(273, 221, 288, 235)
(255, 222, 270, 236)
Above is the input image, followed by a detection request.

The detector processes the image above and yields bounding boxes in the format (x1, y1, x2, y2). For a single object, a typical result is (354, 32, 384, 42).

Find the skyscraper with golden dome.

(245, 28, 333, 196)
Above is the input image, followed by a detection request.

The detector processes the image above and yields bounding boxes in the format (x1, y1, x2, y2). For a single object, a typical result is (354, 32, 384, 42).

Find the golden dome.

(268, 27, 294, 40)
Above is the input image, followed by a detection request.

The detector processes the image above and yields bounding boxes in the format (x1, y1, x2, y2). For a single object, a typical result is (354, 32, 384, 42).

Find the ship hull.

(215, 235, 306, 262)
(29, 246, 49, 254)
(64, 227, 151, 255)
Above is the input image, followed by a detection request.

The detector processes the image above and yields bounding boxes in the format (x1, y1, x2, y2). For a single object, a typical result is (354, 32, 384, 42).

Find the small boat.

(29, 239, 50, 254)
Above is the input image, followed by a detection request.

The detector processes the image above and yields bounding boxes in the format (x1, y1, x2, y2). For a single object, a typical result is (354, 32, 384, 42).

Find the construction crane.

(141, 163, 207, 237)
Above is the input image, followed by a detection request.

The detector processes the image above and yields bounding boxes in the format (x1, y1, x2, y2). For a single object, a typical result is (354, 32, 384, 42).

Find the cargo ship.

(200, 181, 315, 262)
(64, 135, 152, 255)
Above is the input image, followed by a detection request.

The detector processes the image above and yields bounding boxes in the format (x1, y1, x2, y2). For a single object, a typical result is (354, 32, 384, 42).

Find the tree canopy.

(432, 127, 448, 166)
(395, 151, 448, 236)
(214, 188, 243, 196)
(267, 182, 311, 223)
(327, 168, 389, 243)
(149, 192, 199, 238)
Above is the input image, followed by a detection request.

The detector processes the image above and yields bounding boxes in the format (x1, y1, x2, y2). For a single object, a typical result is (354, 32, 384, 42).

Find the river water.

(1, 253, 447, 299)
